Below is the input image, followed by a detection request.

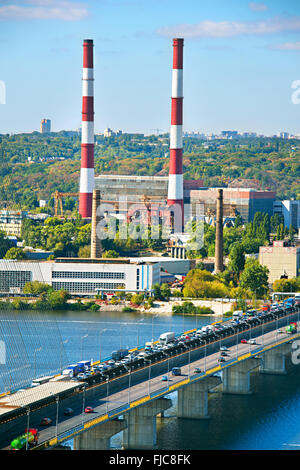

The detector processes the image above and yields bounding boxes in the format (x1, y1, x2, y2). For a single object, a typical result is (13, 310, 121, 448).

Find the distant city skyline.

(1, 0, 300, 135)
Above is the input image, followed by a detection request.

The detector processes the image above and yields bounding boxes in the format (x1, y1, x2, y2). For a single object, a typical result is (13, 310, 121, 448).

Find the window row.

(52, 271, 125, 280)
(52, 281, 126, 293)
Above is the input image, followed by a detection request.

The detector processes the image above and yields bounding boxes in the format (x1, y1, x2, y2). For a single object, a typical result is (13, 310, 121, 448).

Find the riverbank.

(1, 297, 234, 316)
(93, 299, 234, 316)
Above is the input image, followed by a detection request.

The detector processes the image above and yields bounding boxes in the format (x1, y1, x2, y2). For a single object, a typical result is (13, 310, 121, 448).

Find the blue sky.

(1, 0, 300, 135)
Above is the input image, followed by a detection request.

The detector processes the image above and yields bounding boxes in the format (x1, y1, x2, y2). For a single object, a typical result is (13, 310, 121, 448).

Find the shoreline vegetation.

(0, 295, 259, 318)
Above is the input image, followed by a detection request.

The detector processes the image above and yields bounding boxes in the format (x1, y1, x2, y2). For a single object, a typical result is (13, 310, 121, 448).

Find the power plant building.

(93, 176, 275, 224)
(187, 187, 276, 223)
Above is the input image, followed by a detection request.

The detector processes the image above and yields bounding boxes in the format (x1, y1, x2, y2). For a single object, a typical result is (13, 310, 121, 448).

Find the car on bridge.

(84, 406, 94, 413)
(40, 417, 52, 426)
(161, 376, 168, 381)
(241, 339, 247, 344)
(63, 408, 74, 416)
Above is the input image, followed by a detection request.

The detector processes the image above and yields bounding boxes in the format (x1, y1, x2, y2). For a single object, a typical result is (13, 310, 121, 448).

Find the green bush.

(122, 306, 137, 313)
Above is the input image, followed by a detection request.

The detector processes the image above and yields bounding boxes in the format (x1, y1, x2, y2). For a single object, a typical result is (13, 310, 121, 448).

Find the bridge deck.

(0, 380, 80, 417)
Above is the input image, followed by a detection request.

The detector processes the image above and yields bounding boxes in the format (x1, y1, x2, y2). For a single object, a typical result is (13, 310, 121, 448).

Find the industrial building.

(0, 258, 160, 296)
(259, 240, 300, 284)
(273, 200, 300, 229)
(92, 178, 275, 225)
(187, 187, 276, 223)
(94, 175, 169, 205)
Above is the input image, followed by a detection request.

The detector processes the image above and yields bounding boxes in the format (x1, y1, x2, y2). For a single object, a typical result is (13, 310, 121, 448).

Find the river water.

(1, 309, 300, 450)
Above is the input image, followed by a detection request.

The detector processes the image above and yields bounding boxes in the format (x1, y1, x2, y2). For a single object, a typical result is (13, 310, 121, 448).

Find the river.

(1, 309, 300, 450)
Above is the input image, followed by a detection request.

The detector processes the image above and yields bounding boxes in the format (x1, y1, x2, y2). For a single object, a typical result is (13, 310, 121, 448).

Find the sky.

(1, 0, 300, 135)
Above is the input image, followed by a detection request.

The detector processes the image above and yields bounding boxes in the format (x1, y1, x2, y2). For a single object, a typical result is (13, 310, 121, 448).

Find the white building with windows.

(273, 200, 300, 229)
(0, 258, 160, 296)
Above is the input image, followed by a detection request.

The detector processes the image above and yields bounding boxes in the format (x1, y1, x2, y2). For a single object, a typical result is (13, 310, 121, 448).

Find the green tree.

(240, 259, 269, 297)
(228, 243, 245, 276)
(4, 247, 27, 260)
(23, 281, 52, 296)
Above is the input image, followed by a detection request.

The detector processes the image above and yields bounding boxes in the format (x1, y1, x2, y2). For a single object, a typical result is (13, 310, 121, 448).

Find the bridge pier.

(222, 358, 260, 395)
(73, 418, 126, 450)
(259, 343, 291, 375)
(122, 398, 172, 449)
(177, 376, 221, 419)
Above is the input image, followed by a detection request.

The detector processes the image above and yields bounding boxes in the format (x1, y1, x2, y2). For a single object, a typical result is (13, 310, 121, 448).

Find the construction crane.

(52, 191, 79, 217)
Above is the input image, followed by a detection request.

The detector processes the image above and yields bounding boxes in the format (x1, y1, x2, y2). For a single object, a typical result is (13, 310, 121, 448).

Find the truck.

(10, 429, 38, 450)
(286, 322, 297, 334)
(159, 332, 175, 345)
(232, 310, 244, 319)
(77, 360, 91, 372)
(111, 349, 129, 361)
(31, 376, 54, 387)
(171, 367, 181, 376)
(62, 364, 79, 377)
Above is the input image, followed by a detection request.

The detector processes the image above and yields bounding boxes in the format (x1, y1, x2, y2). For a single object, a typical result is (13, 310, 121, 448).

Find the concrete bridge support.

(222, 358, 260, 395)
(259, 343, 291, 375)
(177, 376, 221, 419)
(74, 418, 126, 450)
(122, 398, 172, 449)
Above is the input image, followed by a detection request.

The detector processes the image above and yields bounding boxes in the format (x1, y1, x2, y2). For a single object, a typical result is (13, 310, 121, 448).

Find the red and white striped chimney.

(167, 38, 184, 227)
(79, 39, 94, 219)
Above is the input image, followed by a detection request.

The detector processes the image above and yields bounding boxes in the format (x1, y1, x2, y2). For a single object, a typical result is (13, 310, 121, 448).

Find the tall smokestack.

(215, 189, 224, 273)
(167, 38, 184, 229)
(79, 39, 94, 219)
(91, 189, 102, 258)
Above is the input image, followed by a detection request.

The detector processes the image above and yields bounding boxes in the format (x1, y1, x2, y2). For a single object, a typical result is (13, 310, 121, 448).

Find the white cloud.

(249, 2, 268, 12)
(0, 0, 89, 21)
(271, 41, 300, 50)
(157, 16, 300, 39)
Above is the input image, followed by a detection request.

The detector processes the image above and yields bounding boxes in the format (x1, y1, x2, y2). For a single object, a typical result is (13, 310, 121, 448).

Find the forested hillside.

(0, 132, 299, 210)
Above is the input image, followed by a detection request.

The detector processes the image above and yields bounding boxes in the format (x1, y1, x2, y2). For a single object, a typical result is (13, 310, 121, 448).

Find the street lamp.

(236, 328, 239, 359)
(151, 314, 159, 343)
(128, 368, 131, 404)
(120, 323, 129, 350)
(80, 334, 88, 361)
(136, 319, 144, 350)
(99, 329, 107, 364)
(60, 339, 68, 374)
(106, 377, 109, 414)
(25, 407, 30, 451)
(33, 347, 42, 379)
(55, 396, 59, 438)
(81, 383, 86, 425)
(148, 360, 151, 395)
